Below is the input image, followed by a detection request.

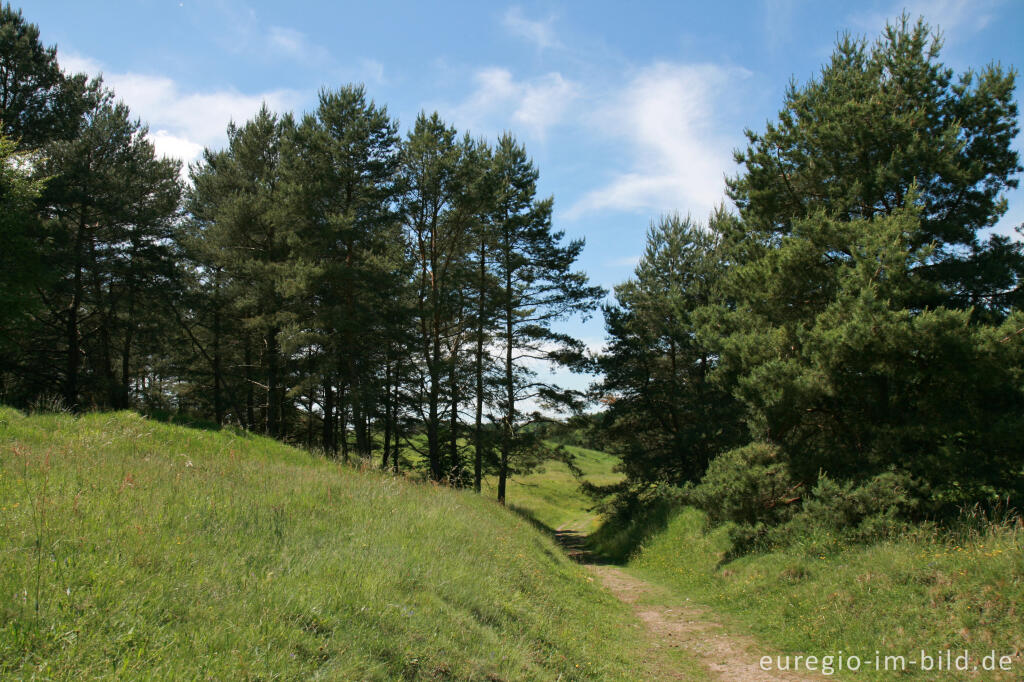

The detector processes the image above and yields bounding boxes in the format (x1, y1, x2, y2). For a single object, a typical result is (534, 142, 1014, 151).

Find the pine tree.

(708, 205, 1024, 514)
(399, 113, 481, 480)
(283, 85, 403, 457)
(0, 3, 95, 148)
(176, 150, 249, 426)
(601, 211, 744, 486)
(488, 135, 603, 504)
(0, 5, 100, 406)
(188, 106, 296, 437)
(467, 142, 501, 492)
(0, 134, 45, 377)
(36, 94, 181, 410)
(728, 15, 1022, 317)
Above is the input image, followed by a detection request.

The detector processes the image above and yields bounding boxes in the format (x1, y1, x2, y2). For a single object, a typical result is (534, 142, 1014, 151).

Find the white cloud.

(451, 67, 579, 139)
(850, 0, 1003, 38)
(58, 51, 302, 167)
(267, 25, 306, 56)
(267, 25, 333, 64)
(567, 62, 748, 220)
(149, 130, 205, 162)
(502, 6, 561, 50)
(57, 52, 103, 80)
(205, 2, 333, 65)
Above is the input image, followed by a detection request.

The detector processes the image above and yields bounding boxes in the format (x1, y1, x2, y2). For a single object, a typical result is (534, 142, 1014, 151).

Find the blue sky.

(28, 0, 1024, 392)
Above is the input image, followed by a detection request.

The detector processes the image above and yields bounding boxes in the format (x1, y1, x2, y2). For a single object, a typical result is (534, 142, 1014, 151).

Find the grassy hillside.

(483, 445, 622, 533)
(624, 506, 1024, 679)
(0, 407, 646, 680)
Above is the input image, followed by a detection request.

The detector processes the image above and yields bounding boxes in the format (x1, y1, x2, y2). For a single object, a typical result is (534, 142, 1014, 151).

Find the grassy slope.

(482, 445, 622, 533)
(627, 507, 1024, 679)
(0, 408, 645, 680)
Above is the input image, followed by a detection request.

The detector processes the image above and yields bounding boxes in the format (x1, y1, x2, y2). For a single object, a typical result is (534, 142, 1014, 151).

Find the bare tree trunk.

(212, 302, 224, 425)
(382, 359, 393, 470)
(244, 336, 255, 431)
(473, 238, 487, 493)
(339, 382, 349, 462)
(266, 327, 281, 438)
(392, 359, 402, 475)
(322, 376, 336, 455)
(498, 263, 514, 506)
(64, 211, 86, 411)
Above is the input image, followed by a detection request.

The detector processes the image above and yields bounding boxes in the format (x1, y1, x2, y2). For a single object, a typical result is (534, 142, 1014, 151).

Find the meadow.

(6, 404, 1023, 680)
(0, 407, 646, 680)
(610, 505, 1024, 680)
(482, 445, 622, 533)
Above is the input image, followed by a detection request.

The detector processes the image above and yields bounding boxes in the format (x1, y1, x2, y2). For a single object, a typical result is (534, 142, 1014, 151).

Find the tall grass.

(624, 505, 1024, 679)
(0, 407, 646, 679)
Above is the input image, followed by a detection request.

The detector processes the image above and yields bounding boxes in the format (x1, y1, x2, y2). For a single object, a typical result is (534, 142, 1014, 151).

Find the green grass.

(483, 445, 623, 533)
(391, 433, 623, 533)
(624, 506, 1024, 679)
(0, 407, 647, 680)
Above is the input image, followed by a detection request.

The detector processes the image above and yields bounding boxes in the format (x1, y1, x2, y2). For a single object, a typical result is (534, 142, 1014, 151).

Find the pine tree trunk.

(365, 410, 373, 461)
(448, 349, 461, 482)
(427, 388, 440, 479)
(244, 336, 255, 431)
(266, 326, 280, 438)
(392, 359, 401, 475)
(322, 376, 336, 455)
(64, 208, 87, 411)
(339, 382, 349, 462)
(212, 304, 223, 426)
(88, 236, 117, 408)
(382, 359, 393, 470)
(352, 392, 367, 457)
(498, 259, 514, 506)
(117, 238, 139, 410)
(473, 239, 487, 493)
(427, 318, 442, 479)
(305, 390, 313, 448)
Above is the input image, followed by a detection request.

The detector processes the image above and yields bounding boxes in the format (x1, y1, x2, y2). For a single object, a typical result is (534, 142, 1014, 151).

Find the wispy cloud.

(606, 255, 641, 268)
(204, 0, 334, 64)
(59, 52, 302, 167)
(357, 58, 387, 85)
(502, 6, 562, 50)
(566, 62, 748, 220)
(267, 25, 334, 64)
(849, 0, 1004, 38)
(448, 67, 580, 140)
(760, 0, 799, 50)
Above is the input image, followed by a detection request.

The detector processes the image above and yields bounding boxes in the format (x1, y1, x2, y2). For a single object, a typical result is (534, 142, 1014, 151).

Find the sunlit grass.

(0, 407, 645, 680)
(483, 445, 623, 533)
(627, 507, 1024, 680)
(392, 433, 623, 533)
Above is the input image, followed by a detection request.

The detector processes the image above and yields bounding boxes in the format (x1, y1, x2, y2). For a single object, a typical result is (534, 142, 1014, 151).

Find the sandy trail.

(556, 526, 822, 681)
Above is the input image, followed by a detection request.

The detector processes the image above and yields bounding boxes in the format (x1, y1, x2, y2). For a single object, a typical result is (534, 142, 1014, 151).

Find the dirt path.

(556, 526, 820, 681)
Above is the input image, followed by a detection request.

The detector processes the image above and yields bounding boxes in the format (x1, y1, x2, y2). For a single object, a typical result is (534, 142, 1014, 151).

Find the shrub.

(692, 442, 800, 527)
(772, 470, 920, 547)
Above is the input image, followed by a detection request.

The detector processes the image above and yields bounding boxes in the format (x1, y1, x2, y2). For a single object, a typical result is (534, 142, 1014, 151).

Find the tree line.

(0, 5, 602, 500)
(599, 17, 1024, 543)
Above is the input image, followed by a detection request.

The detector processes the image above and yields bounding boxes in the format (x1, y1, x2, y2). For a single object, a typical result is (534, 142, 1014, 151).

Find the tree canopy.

(0, 6, 600, 503)
(600, 16, 1023, 545)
